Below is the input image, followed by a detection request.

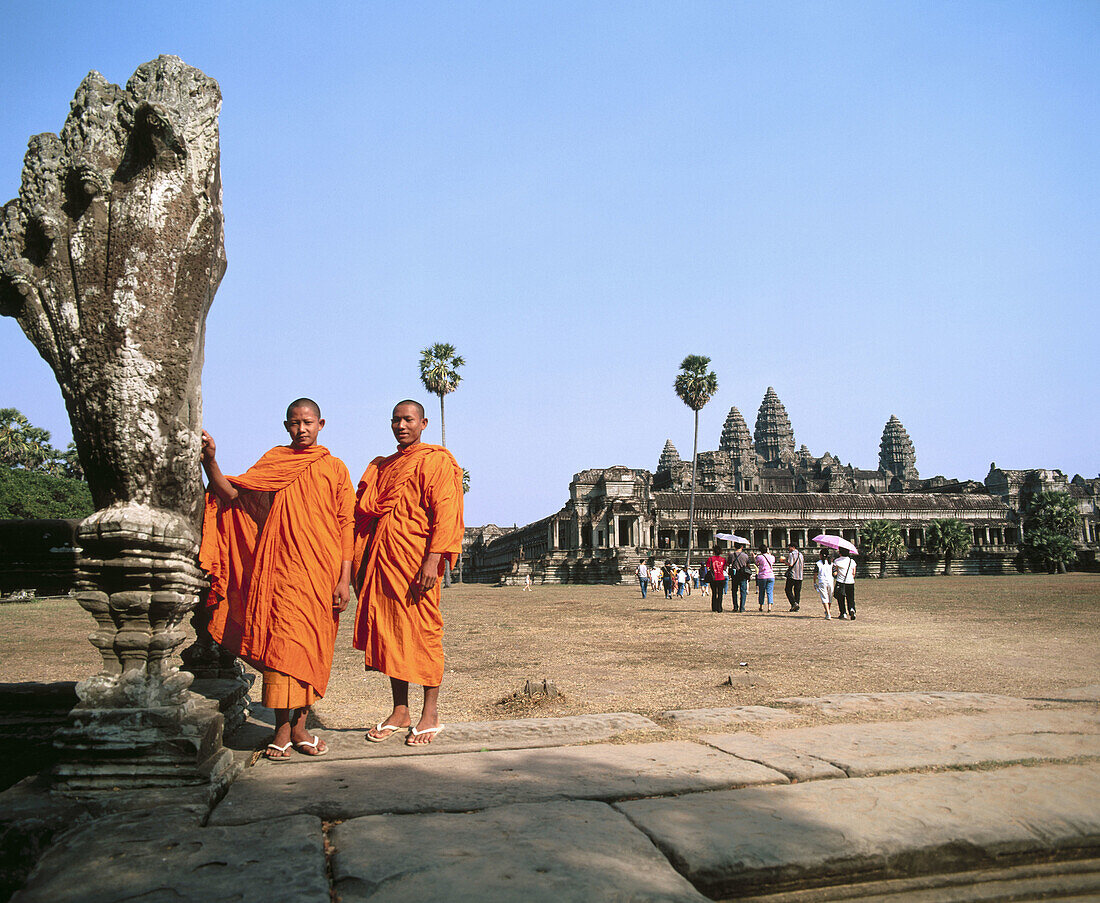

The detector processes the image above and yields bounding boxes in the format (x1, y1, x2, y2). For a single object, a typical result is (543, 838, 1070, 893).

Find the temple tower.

(879, 415, 919, 480)
(719, 406, 759, 489)
(719, 406, 753, 456)
(658, 439, 681, 471)
(753, 387, 796, 465)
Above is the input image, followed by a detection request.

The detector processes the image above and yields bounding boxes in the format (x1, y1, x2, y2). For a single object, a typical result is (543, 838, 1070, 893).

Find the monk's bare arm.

(333, 560, 352, 613)
(334, 465, 355, 612)
(200, 431, 239, 503)
(416, 552, 443, 595)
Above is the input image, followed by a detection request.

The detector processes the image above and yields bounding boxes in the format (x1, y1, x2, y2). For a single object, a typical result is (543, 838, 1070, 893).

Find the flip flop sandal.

(264, 741, 293, 762)
(293, 735, 328, 757)
(405, 725, 445, 746)
(366, 722, 408, 743)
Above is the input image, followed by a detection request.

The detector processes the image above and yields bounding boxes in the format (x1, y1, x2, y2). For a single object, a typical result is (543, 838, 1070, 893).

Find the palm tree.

(418, 343, 465, 448)
(926, 518, 972, 575)
(0, 409, 33, 468)
(0, 408, 59, 471)
(860, 520, 904, 578)
(1022, 491, 1079, 573)
(674, 355, 718, 570)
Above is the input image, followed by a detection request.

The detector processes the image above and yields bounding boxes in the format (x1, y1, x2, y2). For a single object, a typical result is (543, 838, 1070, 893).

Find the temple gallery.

(464, 388, 1099, 584)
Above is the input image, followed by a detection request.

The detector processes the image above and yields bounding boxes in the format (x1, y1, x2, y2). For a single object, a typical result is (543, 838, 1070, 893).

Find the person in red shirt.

(705, 546, 728, 612)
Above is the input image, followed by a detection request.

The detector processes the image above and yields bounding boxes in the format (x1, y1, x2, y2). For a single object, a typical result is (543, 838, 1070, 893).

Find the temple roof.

(654, 491, 1010, 515)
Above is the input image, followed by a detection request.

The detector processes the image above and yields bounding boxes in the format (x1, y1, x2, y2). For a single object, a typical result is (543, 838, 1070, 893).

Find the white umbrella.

(812, 534, 859, 555)
(716, 532, 750, 544)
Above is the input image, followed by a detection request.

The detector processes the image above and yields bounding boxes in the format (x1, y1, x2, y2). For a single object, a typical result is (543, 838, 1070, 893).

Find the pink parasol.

(812, 534, 859, 555)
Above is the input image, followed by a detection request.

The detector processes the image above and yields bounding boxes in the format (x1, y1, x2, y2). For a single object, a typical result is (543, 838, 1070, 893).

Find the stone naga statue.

(0, 56, 232, 788)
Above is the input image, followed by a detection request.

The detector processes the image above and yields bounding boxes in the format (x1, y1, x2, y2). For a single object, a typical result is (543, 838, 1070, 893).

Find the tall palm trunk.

(439, 393, 452, 584)
(686, 409, 699, 569)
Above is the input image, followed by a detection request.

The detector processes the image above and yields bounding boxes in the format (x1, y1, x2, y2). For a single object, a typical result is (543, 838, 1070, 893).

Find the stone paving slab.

(1049, 684, 1100, 702)
(662, 705, 798, 727)
(284, 711, 661, 761)
(208, 740, 788, 825)
(332, 799, 709, 902)
(701, 734, 847, 782)
(746, 709, 1100, 777)
(615, 763, 1100, 900)
(11, 808, 329, 903)
(774, 691, 1061, 718)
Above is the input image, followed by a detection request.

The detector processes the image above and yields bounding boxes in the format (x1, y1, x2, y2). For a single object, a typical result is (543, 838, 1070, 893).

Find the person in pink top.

(755, 543, 776, 612)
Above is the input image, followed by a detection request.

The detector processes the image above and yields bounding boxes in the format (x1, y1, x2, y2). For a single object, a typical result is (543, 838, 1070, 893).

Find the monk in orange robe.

(353, 400, 464, 746)
(200, 398, 353, 760)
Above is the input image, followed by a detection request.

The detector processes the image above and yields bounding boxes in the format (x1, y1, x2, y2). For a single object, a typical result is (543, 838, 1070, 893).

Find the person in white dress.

(814, 549, 834, 619)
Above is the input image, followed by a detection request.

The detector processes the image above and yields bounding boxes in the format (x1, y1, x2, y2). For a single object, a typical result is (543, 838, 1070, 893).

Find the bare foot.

(292, 735, 328, 756)
(266, 723, 293, 760)
(264, 741, 292, 760)
(366, 707, 412, 742)
(405, 717, 444, 746)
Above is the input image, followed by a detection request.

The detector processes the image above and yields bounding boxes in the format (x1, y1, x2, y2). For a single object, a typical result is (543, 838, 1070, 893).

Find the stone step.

(616, 763, 1100, 900)
(734, 858, 1100, 902)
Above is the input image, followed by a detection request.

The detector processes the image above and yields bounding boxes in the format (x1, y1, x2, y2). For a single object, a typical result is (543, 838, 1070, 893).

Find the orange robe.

(352, 442, 464, 687)
(199, 445, 354, 698)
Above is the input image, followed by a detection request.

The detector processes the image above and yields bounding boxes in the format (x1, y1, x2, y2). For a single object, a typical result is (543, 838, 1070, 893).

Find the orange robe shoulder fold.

(199, 445, 354, 698)
(352, 443, 464, 687)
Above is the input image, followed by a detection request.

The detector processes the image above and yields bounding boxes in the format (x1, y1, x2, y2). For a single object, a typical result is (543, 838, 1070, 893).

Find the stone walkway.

(6, 689, 1100, 902)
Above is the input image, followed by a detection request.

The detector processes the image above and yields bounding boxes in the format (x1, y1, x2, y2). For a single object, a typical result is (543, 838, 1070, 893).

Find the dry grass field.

(2, 574, 1098, 729)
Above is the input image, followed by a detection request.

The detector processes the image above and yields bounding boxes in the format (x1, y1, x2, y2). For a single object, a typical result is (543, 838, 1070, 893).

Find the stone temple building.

(463, 388, 1099, 583)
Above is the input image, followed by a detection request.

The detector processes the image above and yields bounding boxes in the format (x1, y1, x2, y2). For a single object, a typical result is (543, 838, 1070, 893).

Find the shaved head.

(286, 397, 321, 420)
(393, 399, 425, 419)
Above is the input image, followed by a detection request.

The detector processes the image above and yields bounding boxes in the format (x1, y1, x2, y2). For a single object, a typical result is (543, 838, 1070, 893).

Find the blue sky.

(2, 1, 1097, 527)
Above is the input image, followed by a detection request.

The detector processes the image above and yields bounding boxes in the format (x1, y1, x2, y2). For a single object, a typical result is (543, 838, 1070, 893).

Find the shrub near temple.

(860, 520, 904, 578)
(926, 518, 973, 576)
(1022, 491, 1079, 573)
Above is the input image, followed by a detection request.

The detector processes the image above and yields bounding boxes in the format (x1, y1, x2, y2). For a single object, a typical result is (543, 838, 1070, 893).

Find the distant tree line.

(0, 408, 92, 518)
(858, 491, 1081, 577)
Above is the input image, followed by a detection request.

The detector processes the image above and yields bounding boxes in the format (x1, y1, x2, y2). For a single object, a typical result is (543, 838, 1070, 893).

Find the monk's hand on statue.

(201, 430, 216, 464)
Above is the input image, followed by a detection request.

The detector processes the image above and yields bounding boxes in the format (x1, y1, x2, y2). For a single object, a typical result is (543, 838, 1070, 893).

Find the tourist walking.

(523, 574, 532, 592)
(755, 543, 776, 612)
(814, 549, 834, 618)
(784, 542, 804, 611)
(662, 561, 675, 599)
(731, 543, 751, 612)
(705, 546, 727, 612)
(676, 566, 689, 598)
(833, 549, 857, 620)
(636, 561, 649, 599)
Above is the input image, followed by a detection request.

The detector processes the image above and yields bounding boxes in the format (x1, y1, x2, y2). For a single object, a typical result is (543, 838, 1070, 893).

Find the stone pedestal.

(51, 506, 234, 792)
(52, 696, 233, 792)
(182, 605, 255, 735)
